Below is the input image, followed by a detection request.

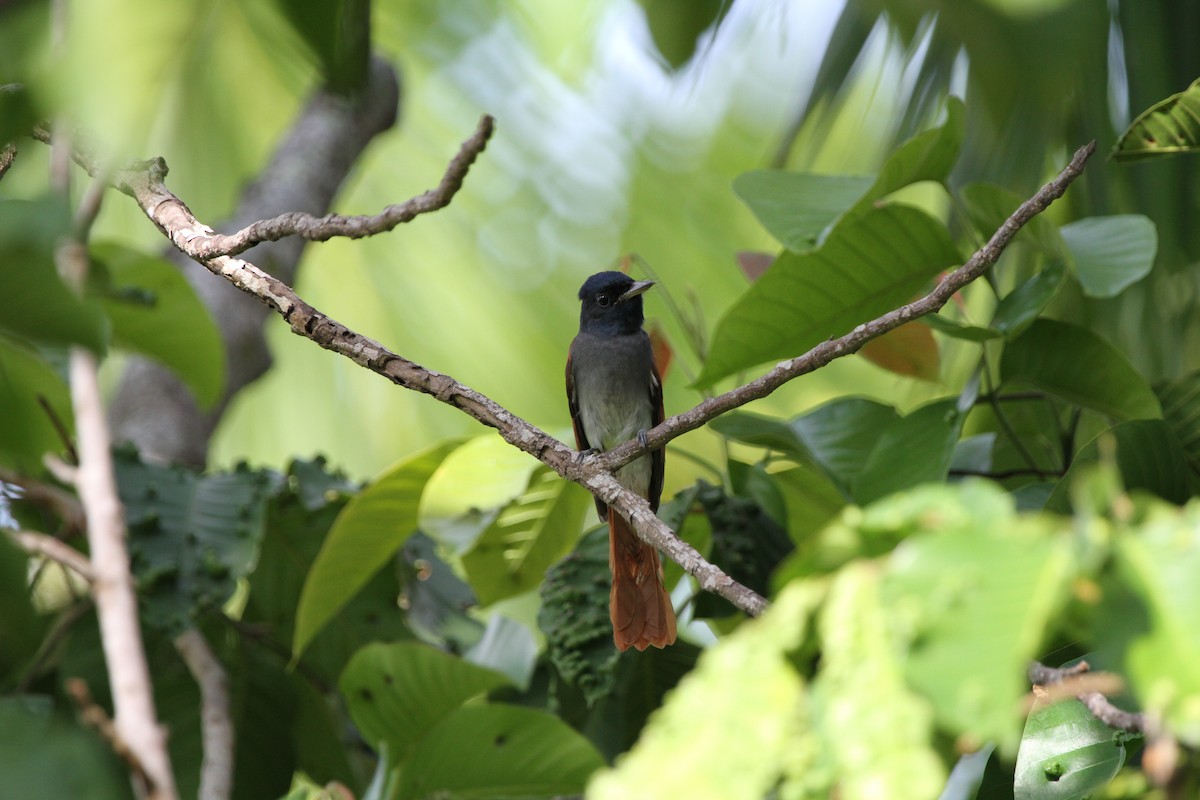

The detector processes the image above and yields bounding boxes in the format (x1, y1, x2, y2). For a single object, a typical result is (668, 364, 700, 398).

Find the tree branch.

(175, 629, 234, 800)
(42, 128, 1094, 620)
(3, 528, 94, 582)
(1029, 659, 1147, 734)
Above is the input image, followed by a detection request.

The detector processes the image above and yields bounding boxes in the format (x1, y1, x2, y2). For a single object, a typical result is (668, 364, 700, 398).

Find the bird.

(566, 270, 677, 651)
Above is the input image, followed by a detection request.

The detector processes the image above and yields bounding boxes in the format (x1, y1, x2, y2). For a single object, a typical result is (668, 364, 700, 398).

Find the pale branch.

(1029, 659, 1147, 734)
(4, 528, 95, 582)
(600, 140, 1098, 473)
(175, 629, 234, 800)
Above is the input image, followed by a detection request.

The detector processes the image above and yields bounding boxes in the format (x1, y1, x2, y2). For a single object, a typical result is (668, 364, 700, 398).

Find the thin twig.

(37, 394, 79, 464)
(0, 467, 86, 533)
(4, 528, 95, 581)
(1029, 660, 1147, 733)
(175, 629, 234, 800)
(0, 143, 16, 179)
(67, 678, 155, 795)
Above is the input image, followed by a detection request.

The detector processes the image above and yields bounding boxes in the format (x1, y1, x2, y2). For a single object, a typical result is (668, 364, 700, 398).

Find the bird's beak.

(618, 279, 654, 303)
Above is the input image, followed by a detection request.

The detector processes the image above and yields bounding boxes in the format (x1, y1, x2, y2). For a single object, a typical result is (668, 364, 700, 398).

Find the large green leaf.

(696, 203, 961, 387)
(91, 242, 226, 407)
(0, 336, 73, 474)
(588, 581, 825, 800)
(397, 704, 604, 800)
(117, 451, 282, 633)
(418, 434, 541, 553)
(340, 642, 511, 762)
(1060, 216, 1157, 298)
(1113, 76, 1200, 161)
(1047, 420, 1194, 513)
(293, 439, 463, 659)
(961, 182, 1062, 255)
(1116, 503, 1200, 746)
(792, 397, 901, 496)
(811, 563, 946, 799)
(1013, 698, 1127, 800)
(1000, 319, 1161, 421)
(461, 466, 592, 605)
(881, 484, 1075, 751)
(708, 411, 809, 457)
(0, 197, 107, 353)
(853, 399, 963, 504)
(771, 464, 846, 547)
(733, 172, 874, 251)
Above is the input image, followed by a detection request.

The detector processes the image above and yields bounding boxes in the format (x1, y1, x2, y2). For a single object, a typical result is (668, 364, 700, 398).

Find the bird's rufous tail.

(608, 510, 677, 651)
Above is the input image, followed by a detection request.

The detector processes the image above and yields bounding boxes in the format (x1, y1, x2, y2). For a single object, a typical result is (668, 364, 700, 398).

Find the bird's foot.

(637, 430, 649, 449)
(574, 447, 599, 462)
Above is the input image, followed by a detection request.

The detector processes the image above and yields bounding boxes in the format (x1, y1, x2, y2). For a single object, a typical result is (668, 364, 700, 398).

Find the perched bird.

(566, 271, 677, 651)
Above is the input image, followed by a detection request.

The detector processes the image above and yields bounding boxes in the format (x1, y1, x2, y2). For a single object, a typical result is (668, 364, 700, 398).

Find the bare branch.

(1029, 659, 1147, 734)
(175, 629, 234, 800)
(67, 678, 156, 796)
(4, 528, 94, 582)
(0, 143, 15, 179)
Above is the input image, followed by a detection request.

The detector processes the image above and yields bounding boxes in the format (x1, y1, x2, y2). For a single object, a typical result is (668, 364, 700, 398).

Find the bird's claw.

(574, 447, 599, 462)
(637, 430, 649, 449)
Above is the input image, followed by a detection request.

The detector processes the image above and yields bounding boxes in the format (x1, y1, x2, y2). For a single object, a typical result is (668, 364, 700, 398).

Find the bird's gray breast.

(570, 331, 656, 494)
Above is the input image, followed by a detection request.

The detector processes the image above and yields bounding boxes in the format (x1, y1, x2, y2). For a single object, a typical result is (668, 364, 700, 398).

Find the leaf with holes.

(1014, 698, 1127, 799)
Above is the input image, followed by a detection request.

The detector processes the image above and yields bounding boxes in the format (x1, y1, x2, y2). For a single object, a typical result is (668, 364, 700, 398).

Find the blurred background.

(2, 0, 1197, 487)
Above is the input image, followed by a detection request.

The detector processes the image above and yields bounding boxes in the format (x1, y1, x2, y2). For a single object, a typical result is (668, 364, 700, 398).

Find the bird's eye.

(597, 294, 612, 308)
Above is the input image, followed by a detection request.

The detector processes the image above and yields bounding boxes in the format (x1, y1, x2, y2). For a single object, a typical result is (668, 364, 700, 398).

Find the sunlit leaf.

(1000, 319, 1161, 420)
(293, 440, 463, 659)
(1014, 698, 1127, 800)
(340, 642, 510, 761)
(1060, 216, 1157, 298)
(461, 467, 592, 605)
(419, 435, 542, 553)
(91, 242, 226, 407)
(588, 581, 825, 800)
(397, 704, 604, 800)
(697, 204, 960, 387)
(1115, 503, 1200, 746)
(1113, 76, 1200, 161)
(811, 564, 946, 799)
(859, 320, 940, 382)
(882, 485, 1075, 751)
(733, 172, 873, 251)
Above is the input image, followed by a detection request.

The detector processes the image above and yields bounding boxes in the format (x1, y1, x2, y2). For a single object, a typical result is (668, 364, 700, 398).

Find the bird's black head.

(576, 271, 654, 336)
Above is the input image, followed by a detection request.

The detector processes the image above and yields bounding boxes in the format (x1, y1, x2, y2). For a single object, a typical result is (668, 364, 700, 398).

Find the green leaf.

(810, 564, 946, 799)
(854, 399, 963, 505)
(637, 0, 727, 69)
(0, 697, 134, 800)
(771, 464, 846, 547)
(1047, 420, 1194, 514)
(0, 197, 107, 353)
(1001, 319, 1162, 420)
(539, 525, 619, 706)
(117, 451, 282, 633)
(91, 242, 226, 407)
(339, 642, 511, 761)
(882, 487, 1074, 751)
(709, 411, 808, 458)
(697, 204, 961, 388)
(1156, 370, 1200, 472)
(293, 439, 463, 659)
(923, 314, 1003, 342)
(588, 581, 825, 800)
(461, 467, 592, 606)
(791, 397, 901, 496)
(419, 435, 542, 553)
(397, 704, 604, 800)
(0, 337, 73, 474)
(991, 261, 1066, 336)
(851, 95, 965, 214)
(1115, 504, 1200, 745)
(1060, 216, 1157, 298)
(1113, 76, 1200, 161)
(1014, 698, 1126, 800)
(733, 171, 874, 251)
